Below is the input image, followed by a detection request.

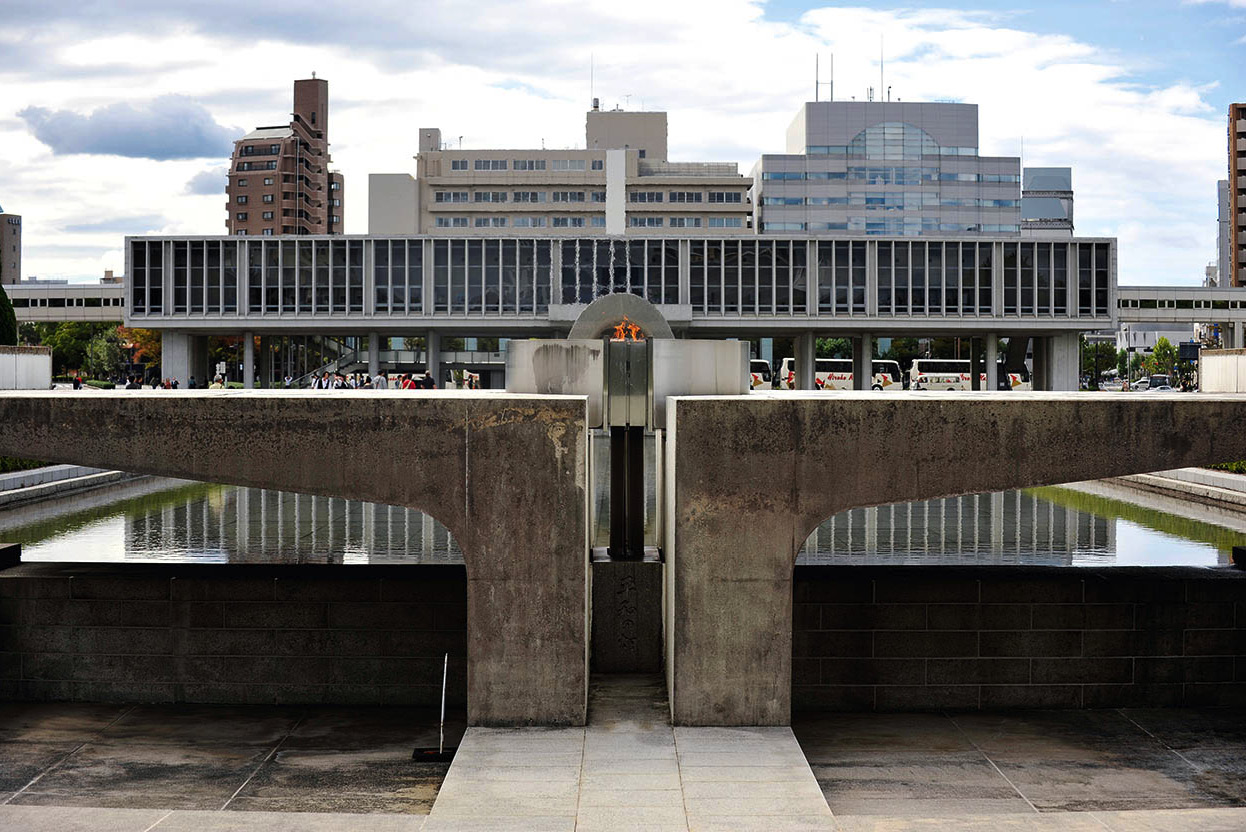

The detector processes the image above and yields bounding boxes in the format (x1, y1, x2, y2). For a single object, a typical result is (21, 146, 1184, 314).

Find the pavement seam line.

(946, 712, 1042, 815)
(218, 709, 307, 812)
(573, 725, 587, 830)
(142, 809, 176, 831)
(1116, 708, 1201, 772)
(1, 703, 138, 805)
(670, 722, 692, 832)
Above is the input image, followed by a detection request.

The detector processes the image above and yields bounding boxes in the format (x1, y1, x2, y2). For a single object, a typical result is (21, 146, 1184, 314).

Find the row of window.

(129, 238, 1112, 319)
(433, 190, 744, 204)
(237, 160, 278, 172)
(804, 145, 978, 157)
(761, 220, 1021, 234)
(762, 195, 1019, 208)
(433, 216, 746, 229)
(449, 159, 603, 172)
(9, 296, 124, 308)
(762, 170, 1020, 183)
(239, 144, 281, 156)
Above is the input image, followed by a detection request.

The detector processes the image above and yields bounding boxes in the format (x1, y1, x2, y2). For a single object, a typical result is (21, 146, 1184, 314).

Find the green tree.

(0, 282, 16, 346)
(815, 337, 851, 358)
(881, 337, 921, 374)
(1151, 337, 1178, 376)
(1116, 349, 1129, 380)
(29, 322, 116, 375)
(84, 330, 124, 379)
(1080, 339, 1116, 389)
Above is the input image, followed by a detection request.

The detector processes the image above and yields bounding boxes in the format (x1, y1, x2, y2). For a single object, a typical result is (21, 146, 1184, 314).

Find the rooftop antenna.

(311, 71, 316, 79)
(815, 54, 834, 102)
(623, 94, 632, 109)
(590, 53, 594, 108)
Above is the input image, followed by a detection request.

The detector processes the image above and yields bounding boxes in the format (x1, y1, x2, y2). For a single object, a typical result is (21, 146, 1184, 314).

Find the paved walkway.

(423, 674, 834, 831)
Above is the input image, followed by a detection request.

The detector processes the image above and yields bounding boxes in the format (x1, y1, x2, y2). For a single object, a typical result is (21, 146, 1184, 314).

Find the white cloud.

(0, 1, 1230, 285)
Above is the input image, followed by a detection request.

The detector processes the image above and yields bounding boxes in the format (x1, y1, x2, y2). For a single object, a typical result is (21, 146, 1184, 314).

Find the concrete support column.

(796, 331, 816, 390)
(970, 337, 983, 391)
(853, 333, 873, 390)
(368, 332, 380, 377)
(160, 332, 190, 387)
(1031, 337, 1047, 391)
(243, 332, 255, 389)
(985, 333, 999, 391)
(1050, 333, 1080, 391)
(259, 337, 271, 389)
(426, 330, 441, 386)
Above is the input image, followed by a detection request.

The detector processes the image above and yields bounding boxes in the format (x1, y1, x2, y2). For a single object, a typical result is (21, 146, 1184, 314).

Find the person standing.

(372, 371, 388, 390)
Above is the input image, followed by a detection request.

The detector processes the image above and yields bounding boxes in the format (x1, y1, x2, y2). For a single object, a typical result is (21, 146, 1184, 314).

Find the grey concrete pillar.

(985, 333, 999, 391)
(426, 330, 441, 386)
(1031, 336, 1047, 391)
(161, 332, 190, 387)
(243, 332, 255, 389)
(368, 332, 380, 377)
(1050, 333, 1080, 391)
(259, 337, 271, 389)
(853, 333, 873, 390)
(796, 331, 815, 390)
(970, 337, 982, 391)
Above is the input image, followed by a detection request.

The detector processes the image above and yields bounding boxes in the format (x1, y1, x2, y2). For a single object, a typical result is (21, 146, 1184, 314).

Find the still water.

(2, 464, 1243, 567)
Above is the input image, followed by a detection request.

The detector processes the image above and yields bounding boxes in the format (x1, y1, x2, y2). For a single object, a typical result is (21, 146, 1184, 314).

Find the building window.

(451, 159, 468, 171)
(474, 159, 507, 171)
(331, 216, 341, 224)
(435, 192, 469, 203)
(269, 144, 280, 154)
(237, 195, 248, 204)
(512, 159, 546, 171)
(591, 160, 604, 170)
(262, 228, 274, 235)
(630, 216, 663, 228)
(236, 230, 247, 236)
(264, 177, 274, 185)
(630, 191, 663, 203)
(513, 217, 547, 228)
(552, 217, 586, 227)
(708, 192, 742, 203)
(513, 191, 546, 203)
(237, 178, 248, 187)
(435, 217, 470, 228)
(590, 216, 606, 227)
(709, 217, 743, 228)
(669, 192, 702, 203)
(331, 199, 341, 207)
(267, 161, 277, 170)
(552, 159, 587, 171)
(261, 211, 273, 219)
(262, 194, 274, 203)
(553, 191, 585, 203)
(760, 221, 805, 231)
(669, 217, 702, 228)
(591, 191, 606, 203)
(330, 180, 341, 189)
(474, 191, 507, 203)
(639, 149, 646, 159)
(235, 212, 247, 220)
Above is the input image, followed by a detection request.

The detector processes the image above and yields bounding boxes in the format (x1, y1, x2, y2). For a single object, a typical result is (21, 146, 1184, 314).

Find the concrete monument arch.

(0, 391, 589, 726)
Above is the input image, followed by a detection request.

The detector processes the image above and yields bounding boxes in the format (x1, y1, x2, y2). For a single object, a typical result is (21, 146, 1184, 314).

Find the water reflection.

(1, 467, 1242, 567)
(4, 478, 461, 564)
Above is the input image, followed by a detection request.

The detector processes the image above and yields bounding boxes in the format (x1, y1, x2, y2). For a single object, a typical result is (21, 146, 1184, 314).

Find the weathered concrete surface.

(0, 391, 588, 726)
(666, 391, 1246, 726)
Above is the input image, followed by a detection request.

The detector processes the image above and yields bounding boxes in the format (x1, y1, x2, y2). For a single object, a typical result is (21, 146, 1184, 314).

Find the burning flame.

(611, 316, 644, 341)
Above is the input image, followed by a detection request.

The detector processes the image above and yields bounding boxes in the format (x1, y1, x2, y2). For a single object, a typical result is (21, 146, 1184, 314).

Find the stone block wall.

(793, 565, 1246, 711)
(0, 563, 467, 706)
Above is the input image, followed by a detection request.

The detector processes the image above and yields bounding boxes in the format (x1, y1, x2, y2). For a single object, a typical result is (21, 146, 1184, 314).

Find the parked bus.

(776, 358, 904, 390)
(749, 359, 772, 390)
(910, 359, 1032, 391)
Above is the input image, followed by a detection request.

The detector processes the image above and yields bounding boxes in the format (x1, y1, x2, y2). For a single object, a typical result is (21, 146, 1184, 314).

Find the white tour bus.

(749, 359, 772, 390)
(909, 360, 1032, 391)
(776, 358, 904, 391)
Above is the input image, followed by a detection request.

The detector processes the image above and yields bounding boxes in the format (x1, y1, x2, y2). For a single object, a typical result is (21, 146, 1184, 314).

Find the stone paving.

(4, 691, 1246, 829)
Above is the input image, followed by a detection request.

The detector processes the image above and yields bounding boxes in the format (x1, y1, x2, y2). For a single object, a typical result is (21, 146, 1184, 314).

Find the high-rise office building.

(0, 205, 20, 285)
(367, 105, 751, 236)
(226, 78, 344, 236)
(1229, 103, 1245, 287)
(1220, 179, 1232, 289)
(752, 101, 1023, 235)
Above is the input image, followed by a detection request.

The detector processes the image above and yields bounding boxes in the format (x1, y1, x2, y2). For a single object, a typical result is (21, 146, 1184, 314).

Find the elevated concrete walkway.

(423, 675, 833, 831)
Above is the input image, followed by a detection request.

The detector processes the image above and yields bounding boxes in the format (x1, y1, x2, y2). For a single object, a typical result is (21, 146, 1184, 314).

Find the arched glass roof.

(847, 122, 939, 160)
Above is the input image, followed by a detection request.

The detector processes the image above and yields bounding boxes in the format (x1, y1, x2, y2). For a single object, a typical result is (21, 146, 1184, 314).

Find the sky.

(0, 0, 1242, 286)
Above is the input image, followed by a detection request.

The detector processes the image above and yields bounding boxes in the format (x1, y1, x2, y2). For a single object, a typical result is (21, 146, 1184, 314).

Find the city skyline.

(0, 0, 1241, 285)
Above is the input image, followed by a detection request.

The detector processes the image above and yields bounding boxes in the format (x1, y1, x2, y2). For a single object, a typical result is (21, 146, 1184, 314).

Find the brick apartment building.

(0, 206, 20, 285)
(226, 78, 344, 236)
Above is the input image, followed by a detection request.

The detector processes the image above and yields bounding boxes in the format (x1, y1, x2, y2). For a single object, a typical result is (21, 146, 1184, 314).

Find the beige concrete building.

(1230, 102, 1245, 287)
(226, 78, 344, 237)
(368, 107, 751, 236)
(0, 209, 20, 285)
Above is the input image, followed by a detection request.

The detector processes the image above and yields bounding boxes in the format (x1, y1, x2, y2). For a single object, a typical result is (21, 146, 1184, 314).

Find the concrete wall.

(0, 346, 50, 390)
(793, 565, 1246, 711)
(1200, 348, 1246, 392)
(368, 173, 419, 234)
(0, 391, 589, 726)
(0, 563, 466, 705)
(666, 392, 1246, 725)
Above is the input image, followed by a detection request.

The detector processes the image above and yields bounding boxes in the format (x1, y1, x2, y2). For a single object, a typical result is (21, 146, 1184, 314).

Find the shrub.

(85, 380, 115, 390)
(0, 457, 47, 474)
(1208, 461, 1246, 475)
